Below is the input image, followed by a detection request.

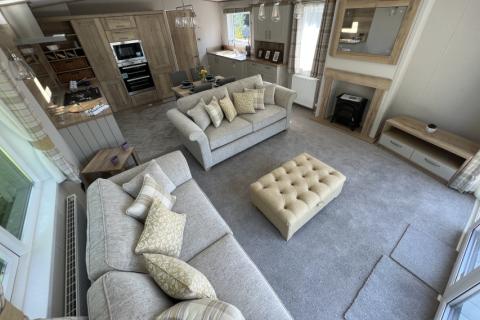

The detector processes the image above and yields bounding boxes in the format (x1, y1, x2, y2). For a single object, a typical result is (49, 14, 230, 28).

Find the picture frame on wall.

(264, 50, 271, 60)
(257, 49, 264, 58)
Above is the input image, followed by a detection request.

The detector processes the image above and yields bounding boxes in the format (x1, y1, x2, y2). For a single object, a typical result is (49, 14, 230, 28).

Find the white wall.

(386, 0, 480, 143)
(32, 0, 223, 66)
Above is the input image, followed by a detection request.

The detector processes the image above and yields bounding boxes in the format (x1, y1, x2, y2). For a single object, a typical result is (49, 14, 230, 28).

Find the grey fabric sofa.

(85, 151, 293, 320)
(167, 75, 297, 170)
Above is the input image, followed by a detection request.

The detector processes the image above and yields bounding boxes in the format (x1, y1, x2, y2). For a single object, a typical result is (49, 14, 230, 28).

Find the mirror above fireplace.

(330, 0, 421, 65)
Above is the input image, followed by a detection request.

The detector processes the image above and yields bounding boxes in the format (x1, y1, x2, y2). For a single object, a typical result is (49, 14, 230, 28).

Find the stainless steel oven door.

(110, 40, 146, 66)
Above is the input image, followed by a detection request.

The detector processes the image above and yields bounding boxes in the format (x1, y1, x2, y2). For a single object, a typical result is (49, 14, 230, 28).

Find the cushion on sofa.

(86, 179, 146, 281)
(177, 86, 229, 114)
(122, 159, 176, 197)
(257, 83, 276, 105)
(188, 234, 293, 320)
(172, 179, 232, 261)
(240, 105, 287, 131)
(187, 98, 211, 131)
(87, 271, 173, 320)
(158, 299, 245, 320)
(224, 74, 263, 97)
(205, 117, 253, 150)
(204, 96, 224, 128)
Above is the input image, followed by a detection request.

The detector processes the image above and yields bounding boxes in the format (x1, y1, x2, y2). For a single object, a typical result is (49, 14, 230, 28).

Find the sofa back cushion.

(177, 86, 229, 114)
(86, 179, 146, 281)
(225, 74, 263, 97)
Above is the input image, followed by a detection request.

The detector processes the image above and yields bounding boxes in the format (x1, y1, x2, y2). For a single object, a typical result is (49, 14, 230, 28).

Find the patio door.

(435, 207, 480, 319)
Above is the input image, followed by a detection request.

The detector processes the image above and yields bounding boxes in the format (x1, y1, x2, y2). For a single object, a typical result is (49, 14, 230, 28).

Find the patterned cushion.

(232, 92, 256, 114)
(144, 254, 217, 300)
(219, 95, 237, 122)
(187, 98, 211, 131)
(122, 160, 176, 197)
(204, 96, 224, 128)
(257, 83, 275, 105)
(245, 87, 265, 110)
(135, 198, 186, 257)
(157, 298, 245, 320)
(126, 174, 176, 221)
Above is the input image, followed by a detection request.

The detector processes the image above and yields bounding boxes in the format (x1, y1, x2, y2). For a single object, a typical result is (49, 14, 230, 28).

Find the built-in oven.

(119, 62, 155, 95)
(110, 40, 146, 66)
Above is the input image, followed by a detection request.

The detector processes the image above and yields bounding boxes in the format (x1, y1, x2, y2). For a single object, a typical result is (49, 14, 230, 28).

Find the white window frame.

(226, 11, 251, 48)
(0, 132, 54, 309)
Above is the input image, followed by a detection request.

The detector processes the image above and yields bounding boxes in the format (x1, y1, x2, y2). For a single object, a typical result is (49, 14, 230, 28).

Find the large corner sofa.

(85, 151, 293, 320)
(167, 75, 297, 170)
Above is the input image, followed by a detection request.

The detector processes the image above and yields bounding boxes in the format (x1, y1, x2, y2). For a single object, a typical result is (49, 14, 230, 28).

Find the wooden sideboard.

(379, 116, 480, 183)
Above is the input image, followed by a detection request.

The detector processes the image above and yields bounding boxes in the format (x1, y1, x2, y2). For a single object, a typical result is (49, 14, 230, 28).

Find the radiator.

(64, 194, 88, 317)
(291, 74, 319, 109)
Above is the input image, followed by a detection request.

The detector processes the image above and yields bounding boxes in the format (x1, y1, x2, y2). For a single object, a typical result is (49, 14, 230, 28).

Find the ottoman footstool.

(250, 153, 346, 240)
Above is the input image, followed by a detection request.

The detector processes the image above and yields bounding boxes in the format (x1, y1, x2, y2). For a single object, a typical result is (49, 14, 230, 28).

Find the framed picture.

(264, 50, 271, 60)
(257, 49, 264, 58)
(272, 51, 281, 63)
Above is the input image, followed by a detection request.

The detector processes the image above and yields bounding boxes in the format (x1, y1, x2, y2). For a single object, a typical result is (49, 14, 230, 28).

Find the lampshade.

(8, 53, 35, 80)
(272, 2, 280, 22)
(258, 3, 266, 21)
(294, 1, 304, 19)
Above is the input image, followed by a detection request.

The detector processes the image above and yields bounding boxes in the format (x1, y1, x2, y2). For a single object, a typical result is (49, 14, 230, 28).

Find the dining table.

(171, 75, 224, 98)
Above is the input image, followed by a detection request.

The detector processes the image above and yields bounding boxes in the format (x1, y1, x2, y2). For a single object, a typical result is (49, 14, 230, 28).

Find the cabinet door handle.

(389, 140, 402, 148)
(424, 158, 441, 167)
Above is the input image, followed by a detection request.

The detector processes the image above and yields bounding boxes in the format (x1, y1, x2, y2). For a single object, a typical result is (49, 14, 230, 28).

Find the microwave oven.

(110, 40, 146, 66)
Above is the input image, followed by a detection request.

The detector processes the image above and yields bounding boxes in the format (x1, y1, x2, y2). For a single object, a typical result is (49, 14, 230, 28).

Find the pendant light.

(175, 0, 197, 28)
(294, 1, 303, 20)
(271, 1, 280, 22)
(258, 3, 266, 21)
(8, 52, 35, 80)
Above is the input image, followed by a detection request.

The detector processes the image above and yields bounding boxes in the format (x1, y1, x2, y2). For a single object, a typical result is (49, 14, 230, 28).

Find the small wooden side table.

(81, 146, 140, 184)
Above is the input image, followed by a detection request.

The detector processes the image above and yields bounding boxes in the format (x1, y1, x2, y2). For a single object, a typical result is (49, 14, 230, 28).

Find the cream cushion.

(250, 153, 346, 240)
(204, 96, 224, 128)
(187, 98, 211, 131)
(232, 91, 255, 114)
(144, 253, 217, 300)
(135, 198, 186, 257)
(157, 298, 245, 320)
(122, 160, 176, 197)
(257, 83, 275, 105)
(244, 87, 265, 110)
(126, 174, 176, 221)
(219, 95, 237, 122)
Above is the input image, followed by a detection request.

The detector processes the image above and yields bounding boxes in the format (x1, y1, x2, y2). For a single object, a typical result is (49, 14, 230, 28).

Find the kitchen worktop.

(47, 82, 112, 129)
(207, 50, 286, 67)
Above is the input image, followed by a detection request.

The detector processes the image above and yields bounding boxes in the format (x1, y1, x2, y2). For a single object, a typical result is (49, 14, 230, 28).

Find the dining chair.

(170, 70, 188, 87)
(190, 67, 201, 81)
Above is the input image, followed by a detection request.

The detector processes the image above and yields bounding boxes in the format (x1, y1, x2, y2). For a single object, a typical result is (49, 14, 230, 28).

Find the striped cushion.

(245, 87, 265, 110)
(126, 174, 176, 221)
(205, 96, 224, 128)
(157, 298, 245, 320)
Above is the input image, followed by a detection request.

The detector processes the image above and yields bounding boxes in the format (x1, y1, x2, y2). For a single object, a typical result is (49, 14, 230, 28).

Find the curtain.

(311, 0, 336, 79)
(0, 64, 81, 183)
(449, 152, 480, 193)
(288, 3, 324, 75)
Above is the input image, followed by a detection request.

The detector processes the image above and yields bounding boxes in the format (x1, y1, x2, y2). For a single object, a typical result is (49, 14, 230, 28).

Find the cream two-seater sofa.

(167, 75, 297, 170)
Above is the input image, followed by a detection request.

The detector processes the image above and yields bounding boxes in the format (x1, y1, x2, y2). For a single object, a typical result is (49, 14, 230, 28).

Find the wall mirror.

(330, 0, 420, 64)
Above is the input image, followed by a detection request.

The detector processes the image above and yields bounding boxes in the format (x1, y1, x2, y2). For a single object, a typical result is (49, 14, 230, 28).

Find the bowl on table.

(180, 81, 193, 89)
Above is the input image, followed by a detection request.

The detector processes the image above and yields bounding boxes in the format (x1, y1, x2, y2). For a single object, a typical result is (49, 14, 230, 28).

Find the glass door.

(0, 243, 19, 299)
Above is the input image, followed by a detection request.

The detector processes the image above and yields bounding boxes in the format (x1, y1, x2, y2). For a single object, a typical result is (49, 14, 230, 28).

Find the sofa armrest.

(274, 85, 297, 111)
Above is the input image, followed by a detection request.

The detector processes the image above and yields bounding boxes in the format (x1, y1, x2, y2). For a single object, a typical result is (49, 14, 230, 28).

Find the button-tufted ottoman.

(250, 153, 346, 240)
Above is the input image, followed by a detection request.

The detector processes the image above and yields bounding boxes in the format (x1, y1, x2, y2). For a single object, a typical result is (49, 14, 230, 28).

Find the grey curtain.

(310, 0, 337, 79)
(287, 17, 298, 74)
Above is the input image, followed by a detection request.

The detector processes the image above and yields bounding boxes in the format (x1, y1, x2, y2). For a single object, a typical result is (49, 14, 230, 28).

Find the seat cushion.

(188, 234, 293, 320)
(240, 105, 287, 131)
(172, 179, 232, 261)
(87, 271, 173, 320)
(205, 117, 253, 150)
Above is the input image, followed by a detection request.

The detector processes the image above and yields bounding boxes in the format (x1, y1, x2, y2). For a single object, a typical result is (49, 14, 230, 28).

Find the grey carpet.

(115, 104, 474, 320)
(344, 256, 438, 320)
(391, 225, 457, 293)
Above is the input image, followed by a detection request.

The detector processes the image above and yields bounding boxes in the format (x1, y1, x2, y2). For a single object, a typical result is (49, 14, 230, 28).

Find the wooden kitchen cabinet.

(100, 79, 131, 111)
(105, 28, 139, 42)
(71, 18, 120, 81)
(102, 16, 136, 30)
(50, 57, 90, 72)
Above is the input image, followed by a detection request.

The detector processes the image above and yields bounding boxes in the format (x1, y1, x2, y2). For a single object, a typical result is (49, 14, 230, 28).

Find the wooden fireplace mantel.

(315, 68, 392, 141)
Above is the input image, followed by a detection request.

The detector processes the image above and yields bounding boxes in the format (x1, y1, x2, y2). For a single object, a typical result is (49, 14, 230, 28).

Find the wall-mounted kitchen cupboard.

(252, 4, 292, 44)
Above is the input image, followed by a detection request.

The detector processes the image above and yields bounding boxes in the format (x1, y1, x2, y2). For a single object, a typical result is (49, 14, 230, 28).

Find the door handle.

(389, 140, 402, 148)
(424, 158, 441, 167)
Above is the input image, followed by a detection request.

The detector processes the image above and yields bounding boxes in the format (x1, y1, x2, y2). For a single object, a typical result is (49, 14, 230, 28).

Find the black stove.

(331, 93, 368, 131)
(64, 87, 101, 106)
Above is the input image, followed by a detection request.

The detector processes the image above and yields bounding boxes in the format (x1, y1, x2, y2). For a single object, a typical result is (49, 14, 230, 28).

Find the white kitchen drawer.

(410, 150, 458, 181)
(378, 131, 415, 160)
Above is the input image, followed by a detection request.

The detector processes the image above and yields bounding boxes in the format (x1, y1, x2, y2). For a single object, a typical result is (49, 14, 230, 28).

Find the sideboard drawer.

(102, 16, 136, 30)
(378, 132, 415, 160)
(410, 150, 457, 181)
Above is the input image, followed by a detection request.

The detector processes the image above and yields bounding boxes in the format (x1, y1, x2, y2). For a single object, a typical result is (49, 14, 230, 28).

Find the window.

(226, 11, 251, 47)
(295, 3, 324, 75)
